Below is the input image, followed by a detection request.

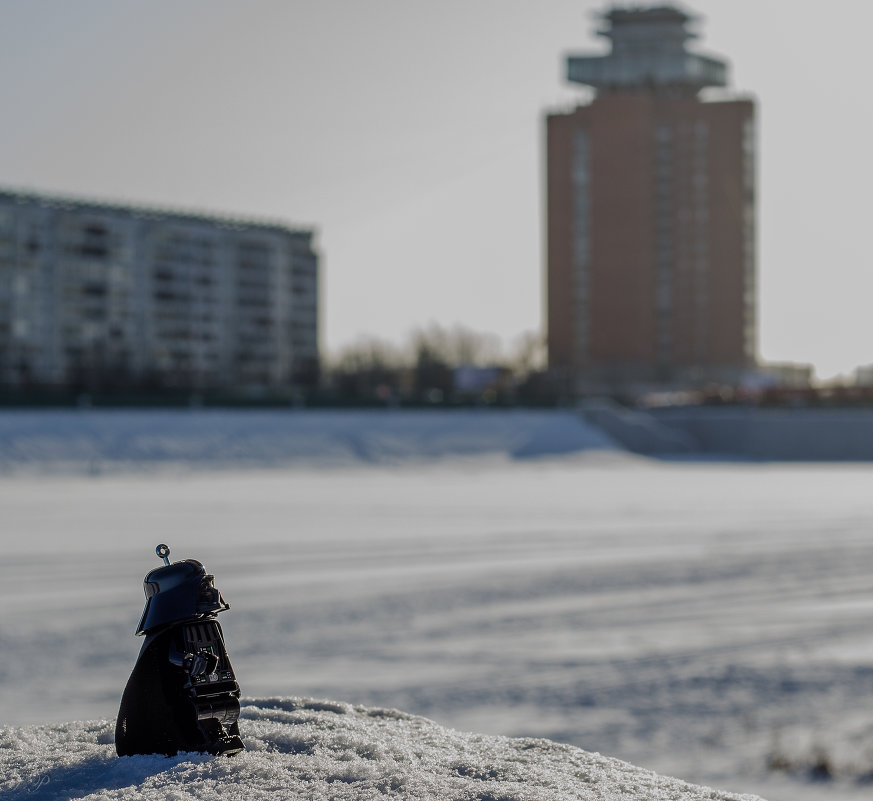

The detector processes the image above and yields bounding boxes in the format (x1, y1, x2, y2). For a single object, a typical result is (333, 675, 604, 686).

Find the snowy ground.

(2, 410, 873, 801)
(0, 698, 763, 801)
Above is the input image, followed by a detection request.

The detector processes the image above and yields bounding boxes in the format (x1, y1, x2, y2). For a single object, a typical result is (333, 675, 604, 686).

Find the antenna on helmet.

(156, 544, 171, 566)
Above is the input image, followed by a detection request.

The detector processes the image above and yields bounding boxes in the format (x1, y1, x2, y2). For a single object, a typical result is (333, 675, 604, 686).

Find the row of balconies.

(0, 208, 317, 386)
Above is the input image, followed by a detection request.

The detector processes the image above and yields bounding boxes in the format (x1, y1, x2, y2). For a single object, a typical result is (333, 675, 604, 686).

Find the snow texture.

(0, 409, 618, 473)
(3, 410, 873, 801)
(0, 697, 764, 801)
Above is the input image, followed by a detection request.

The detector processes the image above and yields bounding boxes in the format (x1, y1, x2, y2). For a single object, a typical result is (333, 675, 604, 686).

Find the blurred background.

(2, 3, 873, 801)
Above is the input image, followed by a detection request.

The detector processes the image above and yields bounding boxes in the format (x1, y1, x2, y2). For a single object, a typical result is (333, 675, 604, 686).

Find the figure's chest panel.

(182, 620, 236, 686)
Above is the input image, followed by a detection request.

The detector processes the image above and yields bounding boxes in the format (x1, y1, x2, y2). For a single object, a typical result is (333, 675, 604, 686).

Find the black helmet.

(136, 552, 230, 636)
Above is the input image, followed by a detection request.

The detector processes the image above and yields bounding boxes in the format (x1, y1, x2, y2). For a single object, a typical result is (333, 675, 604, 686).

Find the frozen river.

(2, 411, 873, 801)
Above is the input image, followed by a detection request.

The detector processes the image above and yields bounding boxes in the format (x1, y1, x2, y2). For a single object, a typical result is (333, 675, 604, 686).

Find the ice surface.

(0, 697, 765, 801)
(2, 410, 873, 801)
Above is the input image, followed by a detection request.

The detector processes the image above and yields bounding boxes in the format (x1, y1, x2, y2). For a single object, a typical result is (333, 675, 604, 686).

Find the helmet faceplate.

(136, 558, 230, 635)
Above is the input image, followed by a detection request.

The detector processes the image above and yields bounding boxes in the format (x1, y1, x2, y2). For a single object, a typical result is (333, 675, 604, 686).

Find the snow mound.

(0, 698, 765, 801)
(0, 409, 620, 473)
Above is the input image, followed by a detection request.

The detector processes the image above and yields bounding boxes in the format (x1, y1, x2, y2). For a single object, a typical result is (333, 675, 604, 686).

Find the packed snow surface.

(3, 410, 873, 801)
(0, 697, 764, 801)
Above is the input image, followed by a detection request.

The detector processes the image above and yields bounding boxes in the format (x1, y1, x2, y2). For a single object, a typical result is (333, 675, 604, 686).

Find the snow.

(0, 698, 764, 801)
(3, 409, 873, 801)
(0, 408, 618, 473)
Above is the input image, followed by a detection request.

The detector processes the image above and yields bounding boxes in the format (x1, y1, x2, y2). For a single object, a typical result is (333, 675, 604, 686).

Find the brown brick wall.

(546, 92, 755, 385)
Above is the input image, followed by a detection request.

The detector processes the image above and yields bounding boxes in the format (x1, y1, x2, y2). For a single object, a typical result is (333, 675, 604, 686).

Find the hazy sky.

(1, 1, 870, 379)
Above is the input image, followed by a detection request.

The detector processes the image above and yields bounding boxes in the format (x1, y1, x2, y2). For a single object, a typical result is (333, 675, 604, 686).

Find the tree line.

(323, 324, 555, 405)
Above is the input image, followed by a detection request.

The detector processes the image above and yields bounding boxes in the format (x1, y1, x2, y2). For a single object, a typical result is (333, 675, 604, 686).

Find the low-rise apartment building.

(0, 188, 319, 392)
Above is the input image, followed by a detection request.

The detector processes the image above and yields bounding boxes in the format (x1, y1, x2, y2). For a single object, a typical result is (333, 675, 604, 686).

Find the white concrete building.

(0, 188, 319, 392)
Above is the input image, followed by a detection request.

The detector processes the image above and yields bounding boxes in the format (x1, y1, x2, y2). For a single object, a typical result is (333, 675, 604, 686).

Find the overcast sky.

(1, 1, 870, 379)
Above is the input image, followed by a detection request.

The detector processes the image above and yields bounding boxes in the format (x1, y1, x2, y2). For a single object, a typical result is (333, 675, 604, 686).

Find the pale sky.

(0, 0, 871, 380)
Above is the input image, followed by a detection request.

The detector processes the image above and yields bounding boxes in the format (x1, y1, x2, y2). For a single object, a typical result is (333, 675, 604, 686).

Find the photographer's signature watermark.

(29, 774, 50, 791)
(10, 773, 50, 793)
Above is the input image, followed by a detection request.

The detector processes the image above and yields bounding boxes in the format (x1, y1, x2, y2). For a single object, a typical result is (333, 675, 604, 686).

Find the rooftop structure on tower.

(566, 5, 727, 94)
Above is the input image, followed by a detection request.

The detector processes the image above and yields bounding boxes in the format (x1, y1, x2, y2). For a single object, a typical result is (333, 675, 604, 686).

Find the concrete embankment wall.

(648, 405, 873, 460)
(579, 400, 873, 460)
(5, 405, 873, 466)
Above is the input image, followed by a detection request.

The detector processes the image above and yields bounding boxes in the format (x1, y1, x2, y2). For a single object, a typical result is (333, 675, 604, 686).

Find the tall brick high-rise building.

(546, 4, 756, 393)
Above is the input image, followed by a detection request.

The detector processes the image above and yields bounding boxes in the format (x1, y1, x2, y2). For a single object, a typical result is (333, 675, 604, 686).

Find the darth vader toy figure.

(115, 544, 245, 757)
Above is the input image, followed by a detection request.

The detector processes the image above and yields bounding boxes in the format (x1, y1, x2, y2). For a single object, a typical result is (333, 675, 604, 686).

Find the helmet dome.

(136, 558, 230, 635)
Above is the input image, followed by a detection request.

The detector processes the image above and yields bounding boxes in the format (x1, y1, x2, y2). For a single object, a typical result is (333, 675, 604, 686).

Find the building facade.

(546, 5, 756, 393)
(0, 189, 319, 393)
